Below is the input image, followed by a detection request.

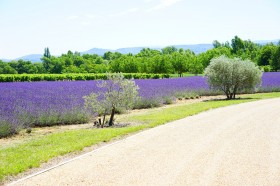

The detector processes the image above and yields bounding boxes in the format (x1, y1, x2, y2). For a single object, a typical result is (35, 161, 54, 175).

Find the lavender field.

(1, 72, 280, 137)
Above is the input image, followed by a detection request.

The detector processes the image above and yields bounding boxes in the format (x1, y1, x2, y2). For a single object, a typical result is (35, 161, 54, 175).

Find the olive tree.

(205, 55, 262, 99)
(83, 73, 139, 127)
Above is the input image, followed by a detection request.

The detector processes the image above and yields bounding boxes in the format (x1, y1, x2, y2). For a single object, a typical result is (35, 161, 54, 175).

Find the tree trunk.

(233, 87, 237, 99)
(230, 93, 233, 99)
(98, 117, 102, 128)
(225, 90, 230, 99)
(108, 107, 115, 126)
(101, 114, 106, 128)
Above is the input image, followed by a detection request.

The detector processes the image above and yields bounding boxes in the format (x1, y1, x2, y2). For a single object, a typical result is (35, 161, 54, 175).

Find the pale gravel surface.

(9, 98, 280, 186)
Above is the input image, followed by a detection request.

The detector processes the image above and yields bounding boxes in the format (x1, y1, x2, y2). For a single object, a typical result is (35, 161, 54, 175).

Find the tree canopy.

(1, 36, 279, 75)
(205, 55, 262, 99)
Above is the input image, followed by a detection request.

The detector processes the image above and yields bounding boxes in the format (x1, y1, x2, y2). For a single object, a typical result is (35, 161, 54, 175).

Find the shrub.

(84, 73, 139, 127)
(0, 73, 169, 82)
(26, 128, 32, 134)
(0, 122, 17, 138)
(163, 96, 175, 104)
(152, 74, 160, 79)
(261, 65, 272, 72)
(175, 91, 197, 99)
(205, 55, 262, 99)
(133, 98, 162, 109)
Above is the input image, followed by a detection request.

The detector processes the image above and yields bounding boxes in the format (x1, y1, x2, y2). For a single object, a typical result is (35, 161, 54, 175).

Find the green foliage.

(133, 98, 162, 109)
(257, 44, 276, 66)
(43, 47, 51, 58)
(27, 109, 90, 127)
(84, 73, 140, 126)
(0, 73, 169, 82)
(197, 47, 231, 69)
(0, 122, 17, 138)
(205, 55, 262, 99)
(261, 65, 272, 72)
(231, 35, 245, 54)
(213, 40, 222, 48)
(0, 60, 18, 74)
(171, 50, 196, 77)
(1, 36, 279, 75)
(136, 48, 161, 57)
(270, 43, 280, 71)
(161, 46, 178, 54)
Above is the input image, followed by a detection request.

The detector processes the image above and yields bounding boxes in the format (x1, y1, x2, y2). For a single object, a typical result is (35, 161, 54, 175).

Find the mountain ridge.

(1, 39, 279, 62)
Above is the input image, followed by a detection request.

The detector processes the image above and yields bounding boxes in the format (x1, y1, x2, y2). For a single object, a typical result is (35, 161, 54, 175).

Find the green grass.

(0, 127, 145, 181)
(128, 92, 280, 124)
(1, 92, 280, 182)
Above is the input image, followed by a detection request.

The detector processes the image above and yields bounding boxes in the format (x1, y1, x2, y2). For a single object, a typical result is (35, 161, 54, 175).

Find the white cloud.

(150, 0, 183, 10)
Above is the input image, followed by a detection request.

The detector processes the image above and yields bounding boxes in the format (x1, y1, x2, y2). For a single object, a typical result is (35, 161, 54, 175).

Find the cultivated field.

(1, 73, 280, 183)
(1, 72, 280, 138)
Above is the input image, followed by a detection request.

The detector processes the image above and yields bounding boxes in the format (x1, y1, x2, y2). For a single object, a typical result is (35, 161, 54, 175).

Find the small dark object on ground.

(26, 128, 32, 134)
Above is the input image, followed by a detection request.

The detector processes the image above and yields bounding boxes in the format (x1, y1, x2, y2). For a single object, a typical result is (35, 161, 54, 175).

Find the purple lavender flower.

(0, 72, 279, 131)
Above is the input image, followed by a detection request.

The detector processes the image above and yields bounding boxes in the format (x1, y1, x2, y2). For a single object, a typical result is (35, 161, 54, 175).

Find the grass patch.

(1, 92, 280, 182)
(125, 97, 254, 127)
(0, 127, 144, 182)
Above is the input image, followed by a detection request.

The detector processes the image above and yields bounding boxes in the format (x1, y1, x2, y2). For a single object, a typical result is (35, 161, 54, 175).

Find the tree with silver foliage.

(83, 73, 139, 127)
(205, 55, 262, 99)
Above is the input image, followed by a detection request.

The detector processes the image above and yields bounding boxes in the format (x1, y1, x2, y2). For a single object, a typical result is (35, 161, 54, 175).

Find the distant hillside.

(15, 54, 43, 62)
(3, 39, 279, 62)
(116, 47, 152, 55)
(0, 58, 10, 62)
(81, 48, 111, 56)
(172, 44, 213, 53)
(82, 44, 213, 56)
(81, 47, 156, 55)
(254, 39, 279, 45)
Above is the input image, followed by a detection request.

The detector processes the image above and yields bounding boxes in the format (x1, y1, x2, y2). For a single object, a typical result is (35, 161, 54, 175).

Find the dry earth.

(8, 97, 280, 186)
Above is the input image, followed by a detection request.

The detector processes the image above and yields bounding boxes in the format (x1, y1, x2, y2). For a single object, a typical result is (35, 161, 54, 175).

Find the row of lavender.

(1, 72, 280, 137)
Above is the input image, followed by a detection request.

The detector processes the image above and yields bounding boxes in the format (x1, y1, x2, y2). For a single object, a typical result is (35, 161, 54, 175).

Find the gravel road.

(9, 98, 280, 186)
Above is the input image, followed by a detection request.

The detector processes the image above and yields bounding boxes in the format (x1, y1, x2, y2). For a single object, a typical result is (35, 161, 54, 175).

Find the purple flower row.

(0, 72, 279, 129)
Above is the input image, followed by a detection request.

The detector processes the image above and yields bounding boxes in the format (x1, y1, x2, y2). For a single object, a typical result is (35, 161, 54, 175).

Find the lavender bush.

(258, 72, 280, 92)
(1, 72, 280, 137)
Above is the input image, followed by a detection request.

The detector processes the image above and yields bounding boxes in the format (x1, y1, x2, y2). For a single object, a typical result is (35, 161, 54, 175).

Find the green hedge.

(0, 73, 170, 82)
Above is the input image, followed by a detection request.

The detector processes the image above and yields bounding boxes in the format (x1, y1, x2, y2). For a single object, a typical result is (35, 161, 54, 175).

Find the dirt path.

(9, 98, 280, 186)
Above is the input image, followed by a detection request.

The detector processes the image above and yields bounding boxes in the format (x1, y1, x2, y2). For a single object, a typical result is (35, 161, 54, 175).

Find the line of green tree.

(1, 36, 280, 76)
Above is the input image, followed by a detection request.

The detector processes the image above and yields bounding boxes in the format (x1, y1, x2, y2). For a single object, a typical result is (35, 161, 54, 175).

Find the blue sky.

(0, 0, 280, 59)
